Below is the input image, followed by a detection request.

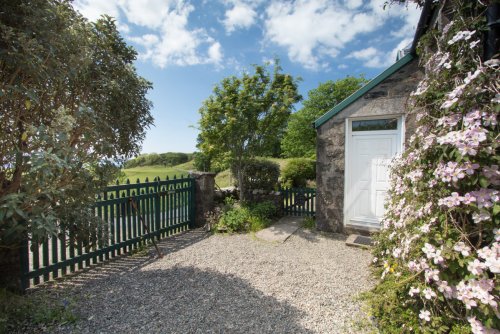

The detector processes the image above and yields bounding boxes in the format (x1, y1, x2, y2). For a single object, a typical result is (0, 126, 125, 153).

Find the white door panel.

(346, 119, 401, 229)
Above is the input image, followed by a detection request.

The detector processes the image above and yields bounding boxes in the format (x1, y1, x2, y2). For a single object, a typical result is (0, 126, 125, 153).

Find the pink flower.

(419, 309, 431, 322)
(472, 211, 490, 224)
(482, 165, 500, 186)
(454, 242, 471, 256)
(420, 224, 431, 233)
(438, 192, 462, 207)
(425, 268, 440, 282)
(471, 189, 499, 208)
(468, 259, 486, 276)
(468, 317, 484, 334)
(408, 260, 420, 272)
(408, 287, 420, 297)
(462, 192, 476, 205)
(437, 281, 454, 299)
(448, 30, 476, 45)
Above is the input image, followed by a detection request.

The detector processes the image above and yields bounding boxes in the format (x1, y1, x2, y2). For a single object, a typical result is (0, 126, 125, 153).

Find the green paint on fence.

(282, 187, 316, 217)
(21, 176, 196, 289)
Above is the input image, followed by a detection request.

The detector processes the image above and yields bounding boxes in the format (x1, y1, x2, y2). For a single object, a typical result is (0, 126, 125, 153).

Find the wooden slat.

(24, 176, 196, 288)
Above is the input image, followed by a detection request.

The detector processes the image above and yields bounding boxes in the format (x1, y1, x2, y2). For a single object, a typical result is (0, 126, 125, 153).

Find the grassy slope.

(122, 158, 293, 188)
(122, 160, 195, 183)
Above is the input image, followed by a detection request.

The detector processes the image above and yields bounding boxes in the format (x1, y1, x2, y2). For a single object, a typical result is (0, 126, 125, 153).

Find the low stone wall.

(245, 189, 284, 216)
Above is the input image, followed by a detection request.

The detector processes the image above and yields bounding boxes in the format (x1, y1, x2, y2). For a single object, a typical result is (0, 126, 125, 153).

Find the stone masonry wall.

(189, 171, 216, 228)
(316, 59, 422, 233)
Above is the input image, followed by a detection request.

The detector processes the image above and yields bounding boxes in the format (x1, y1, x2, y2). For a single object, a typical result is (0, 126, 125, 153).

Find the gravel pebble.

(25, 228, 375, 333)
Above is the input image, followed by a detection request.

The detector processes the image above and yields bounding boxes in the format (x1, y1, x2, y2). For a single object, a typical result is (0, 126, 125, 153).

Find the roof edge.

(313, 53, 415, 129)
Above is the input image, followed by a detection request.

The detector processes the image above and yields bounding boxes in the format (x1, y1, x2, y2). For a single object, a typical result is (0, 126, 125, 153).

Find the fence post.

(188, 171, 216, 228)
(19, 238, 29, 291)
(154, 177, 161, 240)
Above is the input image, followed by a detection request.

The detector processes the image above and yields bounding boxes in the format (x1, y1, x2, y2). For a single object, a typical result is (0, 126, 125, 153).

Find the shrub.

(367, 2, 499, 333)
(232, 159, 280, 192)
(248, 201, 277, 220)
(214, 199, 277, 233)
(281, 158, 316, 187)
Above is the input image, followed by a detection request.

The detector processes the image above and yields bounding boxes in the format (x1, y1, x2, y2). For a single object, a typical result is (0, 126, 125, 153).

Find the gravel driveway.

(25, 228, 375, 333)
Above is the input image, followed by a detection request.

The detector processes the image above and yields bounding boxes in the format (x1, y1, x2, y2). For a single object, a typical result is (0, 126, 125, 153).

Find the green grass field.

(121, 160, 195, 183)
(121, 157, 295, 188)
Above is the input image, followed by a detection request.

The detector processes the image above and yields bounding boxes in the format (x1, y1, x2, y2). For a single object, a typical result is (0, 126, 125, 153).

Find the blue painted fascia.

(313, 53, 415, 129)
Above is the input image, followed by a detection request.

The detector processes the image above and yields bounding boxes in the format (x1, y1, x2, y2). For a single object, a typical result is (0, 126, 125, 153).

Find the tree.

(281, 76, 368, 158)
(0, 0, 153, 290)
(197, 61, 301, 200)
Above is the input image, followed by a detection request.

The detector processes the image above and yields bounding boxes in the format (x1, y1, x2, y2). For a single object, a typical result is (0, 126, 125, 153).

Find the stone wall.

(245, 189, 284, 216)
(189, 171, 216, 228)
(316, 59, 422, 233)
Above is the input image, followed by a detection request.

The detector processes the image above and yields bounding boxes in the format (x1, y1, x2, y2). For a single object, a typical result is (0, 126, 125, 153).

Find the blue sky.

(73, 0, 421, 154)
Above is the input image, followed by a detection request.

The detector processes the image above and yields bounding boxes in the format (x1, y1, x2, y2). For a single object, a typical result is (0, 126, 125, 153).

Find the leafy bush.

(232, 159, 280, 192)
(214, 199, 277, 233)
(248, 201, 277, 220)
(281, 158, 316, 187)
(367, 3, 499, 333)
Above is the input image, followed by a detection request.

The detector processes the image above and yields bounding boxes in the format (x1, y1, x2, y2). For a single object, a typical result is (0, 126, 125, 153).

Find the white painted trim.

(344, 114, 404, 231)
(343, 118, 349, 231)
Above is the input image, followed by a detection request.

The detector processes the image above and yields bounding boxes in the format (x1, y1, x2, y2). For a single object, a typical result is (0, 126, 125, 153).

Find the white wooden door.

(346, 118, 401, 229)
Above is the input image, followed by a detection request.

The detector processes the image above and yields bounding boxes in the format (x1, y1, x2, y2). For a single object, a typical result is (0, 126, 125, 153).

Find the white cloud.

(208, 42, 223, 64)
(347, 37, 413, 68)
(223, 1, 257, 33)
(263, 0, 421, 70)
(73, 0, 121, 22)
(120, 0, 172, 29)
(345, 0, 363, 9)
(348, 47, 378, 60)
(73, 0, 223, 68)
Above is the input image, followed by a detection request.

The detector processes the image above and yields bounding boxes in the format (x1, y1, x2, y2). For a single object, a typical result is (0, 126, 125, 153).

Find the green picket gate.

(282, 187, 316, 217)
(20, 175, 195, 289)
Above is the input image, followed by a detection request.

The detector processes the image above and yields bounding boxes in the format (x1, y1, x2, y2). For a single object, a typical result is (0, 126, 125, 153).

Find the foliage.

(193, 151, 213, 172)
(231, 159, 280, 192)
(368, 2, 499, 333)
(302, 217, 316, 230)
(124, 152, 191, 169)
(0, 288, 76, 333)
(281, 76, 368, 158)
(213, 199, 277, 233)
(0, 0, 153, 250)
(281, 158, 316, 188)
(197, 60, 301, 200)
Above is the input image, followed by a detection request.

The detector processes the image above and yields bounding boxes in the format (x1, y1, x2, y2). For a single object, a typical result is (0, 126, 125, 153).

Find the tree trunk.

(0, 244, 25, 293)
(237, 164, 246, 202)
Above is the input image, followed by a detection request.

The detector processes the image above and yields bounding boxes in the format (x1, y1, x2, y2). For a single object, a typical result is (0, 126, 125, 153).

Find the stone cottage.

(313, 1, 432, 235)
(313, 0, 499, 235)
(314, 54, 421, 234)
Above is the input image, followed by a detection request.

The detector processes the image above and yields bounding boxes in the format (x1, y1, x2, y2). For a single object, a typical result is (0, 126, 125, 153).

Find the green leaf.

(479, 176, 490, 188)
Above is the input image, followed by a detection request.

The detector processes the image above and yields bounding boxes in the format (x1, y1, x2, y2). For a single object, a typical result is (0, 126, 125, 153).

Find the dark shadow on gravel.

(26, 229, 211, 291)
(51, 266, 312, 334)
(156, 228, 210, 257)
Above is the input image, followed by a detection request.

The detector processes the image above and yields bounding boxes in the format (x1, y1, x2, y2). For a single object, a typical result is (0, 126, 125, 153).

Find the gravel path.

(25, 228, 375, 333)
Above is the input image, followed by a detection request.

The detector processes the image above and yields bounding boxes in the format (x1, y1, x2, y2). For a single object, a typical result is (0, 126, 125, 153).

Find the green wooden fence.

(20, 175, 195, 289)
(282, 187, 316, 217)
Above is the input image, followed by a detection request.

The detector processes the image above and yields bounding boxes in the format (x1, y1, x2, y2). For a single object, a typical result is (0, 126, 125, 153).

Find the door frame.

(343, 115, 405, 231)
